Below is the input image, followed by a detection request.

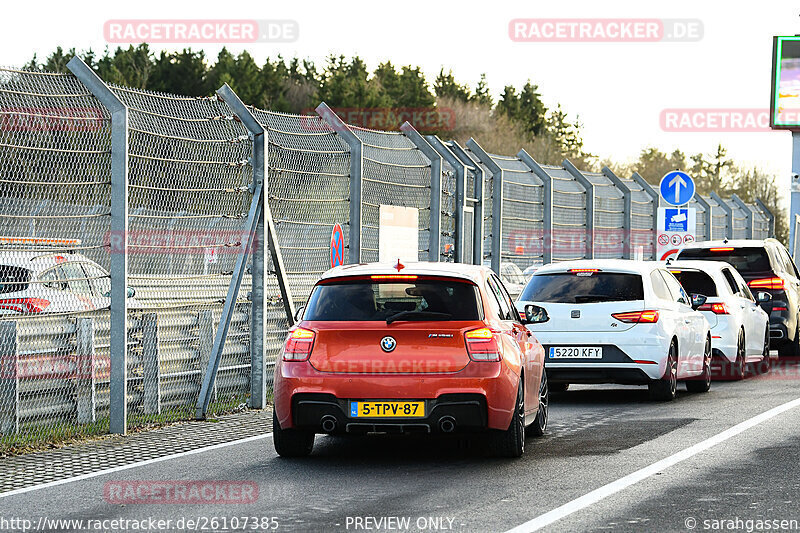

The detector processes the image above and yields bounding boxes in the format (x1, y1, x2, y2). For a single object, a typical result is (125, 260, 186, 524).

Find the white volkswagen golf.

(515, 260, 711, 401)
(667, 260, 771, 379)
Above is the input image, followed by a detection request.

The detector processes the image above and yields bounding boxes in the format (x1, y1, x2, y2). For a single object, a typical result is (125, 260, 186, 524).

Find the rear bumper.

(274, 360, 518, 432)
(291, 393, 487, 434)
(546, 365, 653, 385)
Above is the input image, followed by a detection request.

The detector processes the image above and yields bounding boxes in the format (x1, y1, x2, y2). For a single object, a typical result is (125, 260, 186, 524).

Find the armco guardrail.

(0, 61, 777, 451)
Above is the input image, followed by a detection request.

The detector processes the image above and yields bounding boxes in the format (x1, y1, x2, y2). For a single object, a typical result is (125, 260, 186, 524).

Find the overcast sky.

(4, 0, 799, 195)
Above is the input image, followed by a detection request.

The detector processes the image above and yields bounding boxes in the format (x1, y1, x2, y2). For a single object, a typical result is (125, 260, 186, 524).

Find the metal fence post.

(755, 198, 775, 237)
(447, 141, 484, 265)
(401, 123, 442, 262)
(631, 173, 659, 256)
(426, 135, 466, 263)
(195, 85, 267, 420)
(601, 167, 632, 258)
(466, 139, 503, 273)
(141, 313, 160, 415)
(197, 310, 215, 400)
(710, 192, 733, 240)
(76, 318, 96, 424)
(563, 159, 595, 259)
(731, 194, 753, 239)
(0, 321, 19, 435)
(517, 150, 553, 264)
(691, 195, 713, 242)
(67, 57, 129, 435)
(316, 102, 362, 264)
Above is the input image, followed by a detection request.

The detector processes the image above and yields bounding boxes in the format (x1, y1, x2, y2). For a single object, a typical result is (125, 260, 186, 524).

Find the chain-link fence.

(0, 62, 778, 452)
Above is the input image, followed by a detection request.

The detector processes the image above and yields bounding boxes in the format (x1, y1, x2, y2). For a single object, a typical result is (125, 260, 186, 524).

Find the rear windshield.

(520, 272, 644, 303)
(676, 247, 771, 274)
(0, 265, 31, 294)
(670, 270, 718, 297)
(304, 279, 482, 322)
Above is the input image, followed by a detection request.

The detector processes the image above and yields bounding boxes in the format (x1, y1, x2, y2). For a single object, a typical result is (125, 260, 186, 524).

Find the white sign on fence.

(656, 207, 696, 261)
(379, 205, 418, 264)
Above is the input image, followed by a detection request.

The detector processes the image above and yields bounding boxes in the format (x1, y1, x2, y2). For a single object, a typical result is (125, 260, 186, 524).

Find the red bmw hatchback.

(272, 262, 549, 457)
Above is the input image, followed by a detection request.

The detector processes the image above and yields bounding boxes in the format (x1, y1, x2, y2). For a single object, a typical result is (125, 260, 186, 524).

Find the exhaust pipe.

(320, 415, 337, 433)
(438, 416, 456, 433)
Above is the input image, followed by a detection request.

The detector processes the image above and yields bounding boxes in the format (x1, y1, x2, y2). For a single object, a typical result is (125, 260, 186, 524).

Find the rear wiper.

(386, 310, 452, 324)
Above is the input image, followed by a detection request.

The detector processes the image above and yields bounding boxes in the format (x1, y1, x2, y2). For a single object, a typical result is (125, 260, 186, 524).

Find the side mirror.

(293, 306, 305, 324)
(126, 287, 136, 299)
(522, 304, 549, 325)
(757, 291, 772, 304)
(690, 293, 707, 310)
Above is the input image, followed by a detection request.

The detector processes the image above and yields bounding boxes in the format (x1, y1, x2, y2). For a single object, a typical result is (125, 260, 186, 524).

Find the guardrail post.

(563, 159, 595, 259)
(731, 194, 754, 239)
(517, 150, 553, 265)
(316, 102, 362, 264)
(141, 313, 160, 415)
(710, 192, 733, 240)
(600, 167, 632, 258)
(755, 198, 775, 237)
(0, 321, 19, 435)
(67, 57, 129, 435)
(401, 123, 442, 262)
(466, 138, 503, 273)
(197, 310, 215, 402)
(426, 135, 466, 263)
(76, 318, 96, 424)
(446, 141, 484, 265)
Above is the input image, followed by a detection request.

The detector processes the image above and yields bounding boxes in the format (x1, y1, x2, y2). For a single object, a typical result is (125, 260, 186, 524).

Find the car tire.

(778, 319, 800, 357)
(530, 372, 549, 437)
(686, 337, 711, 393)
(273, 410, 314, 458)
(549, 382, 569, 393)
(730, 330, 746, 381)
(753, 328, 772, 375)
(488, 378, 525, 458)
(649, 341, 678, 401)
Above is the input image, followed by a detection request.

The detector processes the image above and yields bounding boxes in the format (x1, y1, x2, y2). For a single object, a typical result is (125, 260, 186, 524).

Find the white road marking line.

(506, 397, 800, 533)
(0, 432, 272, 499)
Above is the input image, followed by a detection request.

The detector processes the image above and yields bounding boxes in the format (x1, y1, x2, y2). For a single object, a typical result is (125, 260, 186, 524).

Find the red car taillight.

(748, 277, 784, 290)
(465, 327, 500, 362)
(0, 298, 50, 314)
(611, 310, 659, 323)
(697, 302, 730, 315)
(283, 327, 315, 361)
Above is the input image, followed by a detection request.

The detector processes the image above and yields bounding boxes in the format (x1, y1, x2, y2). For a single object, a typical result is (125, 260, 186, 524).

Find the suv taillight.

(611, 310, 659, 323)
(464, 327, 500, 362)
(283, 327, 315, 361)
(697, 302, 730, 314)
(0, 298, 50, 313)
(748, 277, 784, 290)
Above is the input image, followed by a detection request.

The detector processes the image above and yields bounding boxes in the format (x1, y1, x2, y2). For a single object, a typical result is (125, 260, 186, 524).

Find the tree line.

(24, 45, 787, 242)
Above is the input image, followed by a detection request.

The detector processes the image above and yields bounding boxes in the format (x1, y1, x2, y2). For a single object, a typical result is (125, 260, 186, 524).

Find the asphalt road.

(2, 358, 800, 533)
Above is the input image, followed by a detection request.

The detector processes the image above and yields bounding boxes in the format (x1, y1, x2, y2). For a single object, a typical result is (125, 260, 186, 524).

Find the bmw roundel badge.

(380, 336, 397, 353)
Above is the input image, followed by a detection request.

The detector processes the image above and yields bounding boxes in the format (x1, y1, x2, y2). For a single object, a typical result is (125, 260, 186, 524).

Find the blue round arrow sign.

(659, 171, 695, 206)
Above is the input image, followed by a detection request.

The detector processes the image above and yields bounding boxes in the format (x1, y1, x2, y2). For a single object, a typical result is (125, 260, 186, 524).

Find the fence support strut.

(466, 138, 503, 273)
(563, 159, 595, 260)
(401, 123, 442, 262)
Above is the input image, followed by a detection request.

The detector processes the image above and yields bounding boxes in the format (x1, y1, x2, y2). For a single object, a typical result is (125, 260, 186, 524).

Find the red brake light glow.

(465, 327, 500, 362)
(0, 298, 50, 314)
(709, 247, 734, 252)
(569, 268, 600, 273)
(283, 327, 316, 361)
(370, 275, 418, 280)
(611, 310, 659, 323)
(773, 306, 788, 312)
(748, 277, 784, 290)
(698, 303, 730, 315)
